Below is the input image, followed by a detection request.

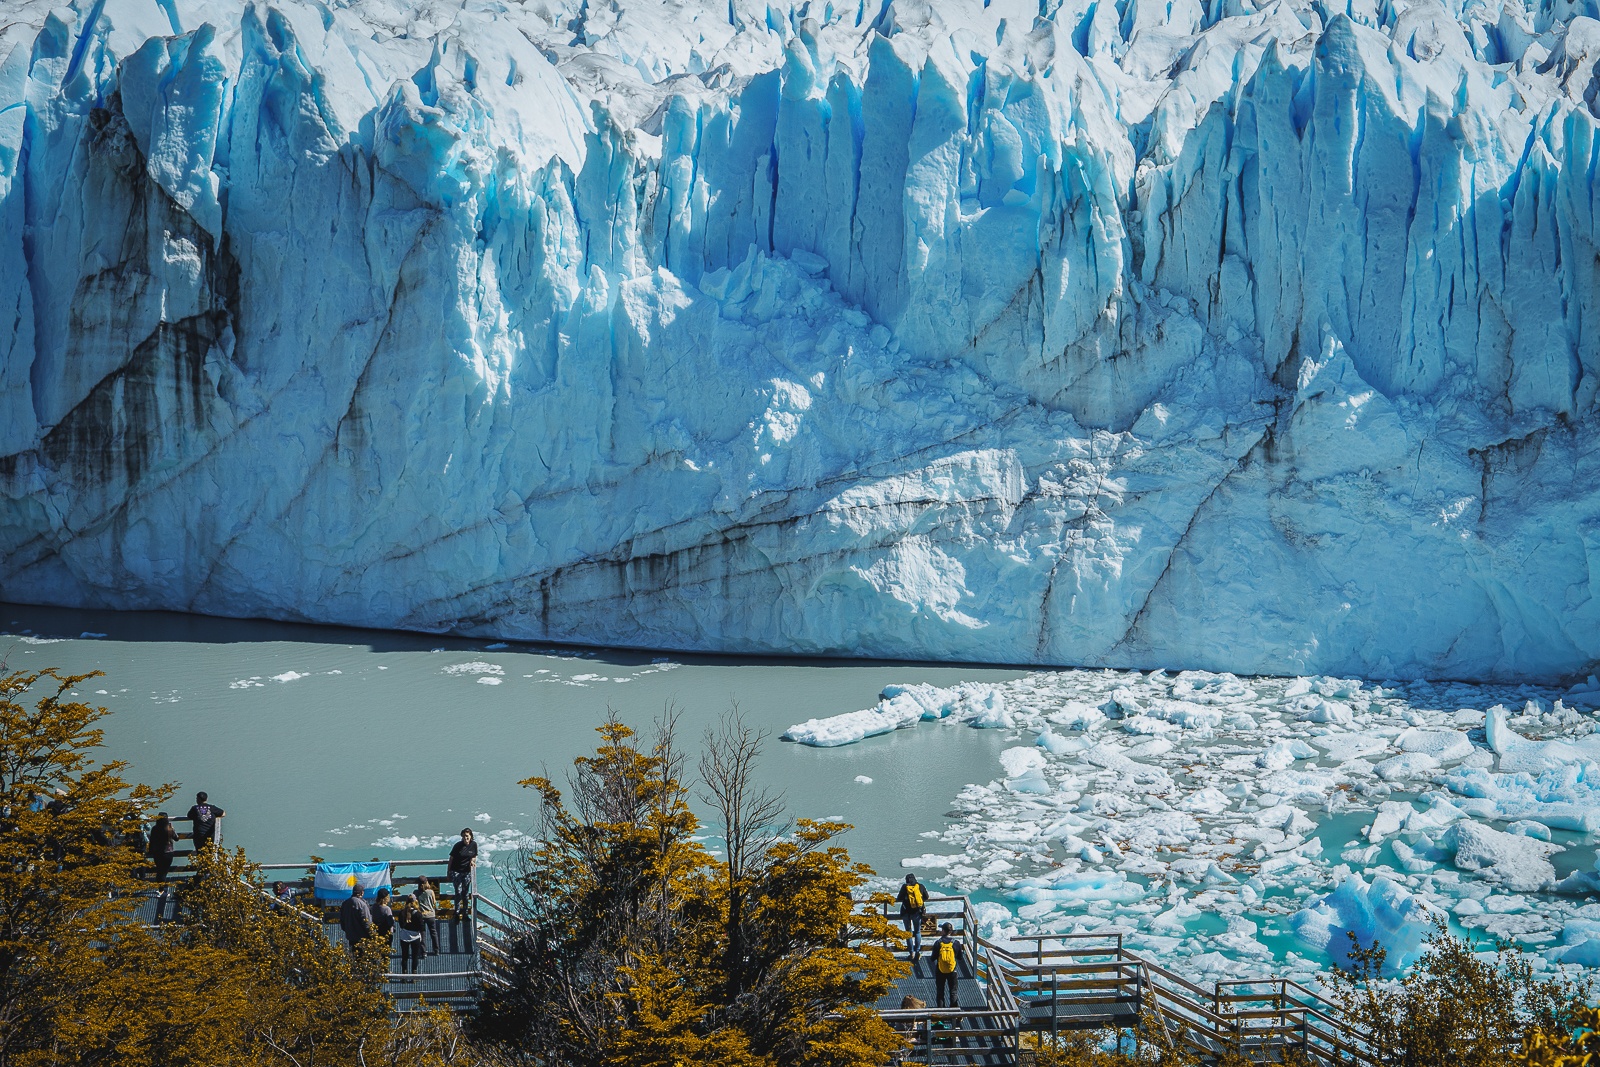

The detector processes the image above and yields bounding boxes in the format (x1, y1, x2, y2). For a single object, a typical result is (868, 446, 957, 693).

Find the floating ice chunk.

(374, 835, 423, 849)
(1486, 705, 1600, 772)
(1374, 752, 1440, 781)
(474, 812, 493, 823)
(1552, 920, 1600, 965)
(1170, 672, 1256, 705)
(1391, 841, 1436, 873)
(1000, 747, 1047, 778)
(1289, 874, 1441, 973)
(1367, 801, 1414, 842)
(1257, 740, 1316, 770)
(271, 671, 306, 683)
(1311, 733, 1389, 762)
(1439, 767, 1600, 832)
(1444, 821, 1561, 892)
(1036, 729, 1088, 755)
(442, 661, 505, 676)
(967, 690, 1013, 729)
(1001, 746, 1050, 794)
(1046, 703, 1107, 731)
(782, 682, 961, 746)
(1557, 939, 1600, 967)
(1507, 820, 1551, 840)
(854, 775, 873, 784)
(1404, 795, 1468, 834)
(1180, 787, 1231, 814)
(1290, 695, 1354, 725)
(1396, 728, 1474, 763)
(1123, 714, 1175, 735)
(1009, 869, 1145, 905)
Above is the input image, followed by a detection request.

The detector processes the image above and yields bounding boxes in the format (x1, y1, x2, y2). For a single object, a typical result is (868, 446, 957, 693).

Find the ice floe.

(805, 669, 1600, 985)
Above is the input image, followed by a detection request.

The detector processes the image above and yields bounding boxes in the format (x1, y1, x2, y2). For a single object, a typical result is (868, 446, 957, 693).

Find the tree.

(1329, 922, 1586, 1067)
(0, 667, 486, 1067)
(0, 668, 171, 1067)
(473, 711, 906, 1067)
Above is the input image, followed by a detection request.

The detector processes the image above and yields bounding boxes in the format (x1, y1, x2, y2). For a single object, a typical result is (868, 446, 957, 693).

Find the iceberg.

(1, 0, 1600, 682)
(1290, 874, 1442, 974)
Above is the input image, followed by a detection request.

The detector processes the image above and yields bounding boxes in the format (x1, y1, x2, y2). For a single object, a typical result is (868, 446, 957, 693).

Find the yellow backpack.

(905, 883, 924, 910)
(936, 940, 957, 975)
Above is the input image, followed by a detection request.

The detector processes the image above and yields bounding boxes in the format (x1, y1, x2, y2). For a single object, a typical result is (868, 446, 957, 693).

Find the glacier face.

(0, 0, 1598, 681)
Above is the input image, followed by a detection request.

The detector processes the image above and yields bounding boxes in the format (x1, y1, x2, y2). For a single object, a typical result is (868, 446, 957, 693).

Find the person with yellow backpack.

(896, 873, 928, 960)
(930, 922, 965, 1009)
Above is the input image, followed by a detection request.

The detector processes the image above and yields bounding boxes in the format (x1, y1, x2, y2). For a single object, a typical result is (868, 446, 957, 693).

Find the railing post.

(1051, 968, 1058, 1047)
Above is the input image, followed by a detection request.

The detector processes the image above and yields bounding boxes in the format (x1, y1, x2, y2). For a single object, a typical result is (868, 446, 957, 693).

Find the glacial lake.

(7, 600, 1597, 986)
(0, 602, 1029, 890)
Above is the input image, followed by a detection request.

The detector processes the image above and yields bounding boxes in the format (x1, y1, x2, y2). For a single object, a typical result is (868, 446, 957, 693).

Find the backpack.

(936, 940, 957, 975)
(905, 883, 924, 910)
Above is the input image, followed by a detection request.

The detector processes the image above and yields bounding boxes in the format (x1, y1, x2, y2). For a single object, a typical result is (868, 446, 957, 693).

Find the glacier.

(1, 0, 1599, 681)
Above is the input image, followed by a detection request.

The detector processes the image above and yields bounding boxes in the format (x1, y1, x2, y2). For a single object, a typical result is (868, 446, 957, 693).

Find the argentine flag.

(314, 861, 392, 901)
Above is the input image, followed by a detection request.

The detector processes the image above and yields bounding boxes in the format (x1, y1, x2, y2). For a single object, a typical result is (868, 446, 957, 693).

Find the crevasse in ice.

(2, 0, 1599, 681)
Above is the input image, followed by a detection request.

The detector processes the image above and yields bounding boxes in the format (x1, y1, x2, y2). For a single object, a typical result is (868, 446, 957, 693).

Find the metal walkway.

(135, 851, 504, 1011)
(135, 841, 1373, 1063)
(869, 896, 1376, 1067)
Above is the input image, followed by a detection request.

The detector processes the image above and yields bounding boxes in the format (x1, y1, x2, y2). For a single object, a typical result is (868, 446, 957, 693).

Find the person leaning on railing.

(448, 828, 478, 905)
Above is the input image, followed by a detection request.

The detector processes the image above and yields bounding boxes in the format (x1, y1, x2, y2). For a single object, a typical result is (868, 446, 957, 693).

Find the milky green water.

(0, 602, 1028, 893)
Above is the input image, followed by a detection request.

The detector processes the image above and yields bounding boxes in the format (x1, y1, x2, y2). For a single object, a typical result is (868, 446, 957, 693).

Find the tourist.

(272, 881, 296, 908)
(397, 899, 426, 975)
(931, 923, 964, 1009)
(185, 791, 225, 851)
(414, 876, 441, 955)
(339, 884, 374, 951)
(147, 812, 178, 881)
(372, 887, 396, 965)
(896, 873, 927, 961)
(448, 828, 478, 904)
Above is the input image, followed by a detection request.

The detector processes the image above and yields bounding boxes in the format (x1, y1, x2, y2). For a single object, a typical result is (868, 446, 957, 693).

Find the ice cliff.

(1, 0, 1598, 681)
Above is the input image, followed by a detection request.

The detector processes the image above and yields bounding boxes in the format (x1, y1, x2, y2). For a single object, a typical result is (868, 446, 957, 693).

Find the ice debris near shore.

(823, 669, 1600, 984)
(3, 0, 1600, 680)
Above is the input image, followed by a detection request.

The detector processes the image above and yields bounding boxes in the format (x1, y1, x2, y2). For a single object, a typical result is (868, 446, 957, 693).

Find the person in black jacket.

(185, 792, 225, 851)
(896, 873, 928, 960)
(930, 922, 965, 1009)
(339, 888, 374, 952)
(147, 813, 179, 881)
(448, 828, 478, 902)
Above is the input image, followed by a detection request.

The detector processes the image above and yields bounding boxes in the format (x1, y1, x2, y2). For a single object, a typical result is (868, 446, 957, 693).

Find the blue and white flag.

(313, 861, 391, 901)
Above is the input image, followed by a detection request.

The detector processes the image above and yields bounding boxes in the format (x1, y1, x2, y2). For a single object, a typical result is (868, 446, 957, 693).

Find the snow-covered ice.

(0, 0, 1598, 681)
(806, 668, 1600, 984)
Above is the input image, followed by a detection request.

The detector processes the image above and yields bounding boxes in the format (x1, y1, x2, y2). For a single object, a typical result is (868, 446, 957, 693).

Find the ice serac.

(1, 0, 1598, 682)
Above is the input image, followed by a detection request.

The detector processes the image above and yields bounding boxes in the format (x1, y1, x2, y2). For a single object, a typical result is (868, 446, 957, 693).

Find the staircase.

(869, 896, 1376, 1066)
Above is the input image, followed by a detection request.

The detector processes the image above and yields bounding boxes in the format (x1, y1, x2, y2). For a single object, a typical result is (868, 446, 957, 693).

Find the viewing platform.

(132, 820, 514, 1009)
(134, 835, 1373, 1064)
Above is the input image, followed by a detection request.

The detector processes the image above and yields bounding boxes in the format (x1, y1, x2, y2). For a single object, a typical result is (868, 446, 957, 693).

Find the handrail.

(965, 927, 1377, 1066)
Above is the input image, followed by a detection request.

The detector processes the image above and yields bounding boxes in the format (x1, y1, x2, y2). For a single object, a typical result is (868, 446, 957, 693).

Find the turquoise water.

(0, 602, 1028, 892)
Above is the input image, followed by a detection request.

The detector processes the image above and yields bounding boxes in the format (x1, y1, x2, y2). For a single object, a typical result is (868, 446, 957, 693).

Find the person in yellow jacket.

(930, 922, 965, 1009)
(896, 873, 928, 960)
